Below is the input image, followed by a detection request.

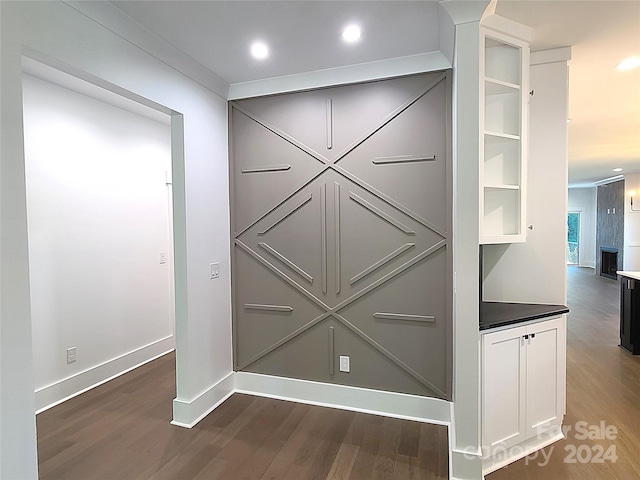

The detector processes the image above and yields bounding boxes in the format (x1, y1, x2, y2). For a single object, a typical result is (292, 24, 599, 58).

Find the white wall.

(568, 187, 597, 268)
(1, 2, 232, 477)
(483, 53, 569, 305)
(624, 172, 640, 270)
(23, 73, 174, 411)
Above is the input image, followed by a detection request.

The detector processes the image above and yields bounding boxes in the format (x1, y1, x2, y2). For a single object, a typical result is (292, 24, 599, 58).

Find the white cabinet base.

(483, 427, 564, 475)
(481, 315, 566, 475)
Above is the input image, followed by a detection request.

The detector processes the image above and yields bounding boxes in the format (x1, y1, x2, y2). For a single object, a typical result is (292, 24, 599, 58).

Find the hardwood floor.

(488, 266, 640, 479)
(36, 354, 448, 479)
(39, 266, 634, 479)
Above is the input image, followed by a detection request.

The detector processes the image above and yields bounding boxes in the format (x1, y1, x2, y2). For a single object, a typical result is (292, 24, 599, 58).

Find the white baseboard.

(580, 261, 596, 269)
(35, 335, 175, 413)
(451, 447, 483, 480)
(173, 372, 501, 479)
(172, 372, 235, 428)
(172, 372, 457, 475)
(172, 370, 452, 427)
(234, 371, 452, 425)
(482, 429, 564, 476)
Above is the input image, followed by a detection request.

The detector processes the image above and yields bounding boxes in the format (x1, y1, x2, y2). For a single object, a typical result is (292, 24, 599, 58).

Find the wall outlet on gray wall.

(339, 355, 350, 373)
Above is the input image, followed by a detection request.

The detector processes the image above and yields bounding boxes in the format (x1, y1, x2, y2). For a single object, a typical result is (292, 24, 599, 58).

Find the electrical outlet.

(67, 347, 76, 364)
(160, 252, 166, 264)
(339, 355, 350, 373)
(210, 262, 220, 279)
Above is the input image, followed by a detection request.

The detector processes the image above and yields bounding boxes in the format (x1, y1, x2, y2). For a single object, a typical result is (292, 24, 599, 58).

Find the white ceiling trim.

(66, 0, 230, 99)
(530, 47, 572, 66)
(228, 51, 451, 100)
(440, 0, 492, 25)
(482, 13, 532, 42)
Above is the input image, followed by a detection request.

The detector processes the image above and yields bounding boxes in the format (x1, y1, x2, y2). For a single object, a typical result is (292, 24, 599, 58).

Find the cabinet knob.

(524, 334, 529, 340)
(531, 333, 536, 339)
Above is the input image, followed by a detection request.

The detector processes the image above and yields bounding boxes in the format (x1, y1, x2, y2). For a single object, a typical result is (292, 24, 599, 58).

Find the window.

(567, 212, 580, 265)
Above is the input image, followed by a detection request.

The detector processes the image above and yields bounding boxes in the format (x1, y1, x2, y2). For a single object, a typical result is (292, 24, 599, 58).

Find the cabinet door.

(525, 317, 566, 439)
(482, 325, 527, 452)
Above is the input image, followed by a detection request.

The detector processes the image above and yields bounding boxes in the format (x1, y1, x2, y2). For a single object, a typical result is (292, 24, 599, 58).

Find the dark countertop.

(480, 301, 569, 331)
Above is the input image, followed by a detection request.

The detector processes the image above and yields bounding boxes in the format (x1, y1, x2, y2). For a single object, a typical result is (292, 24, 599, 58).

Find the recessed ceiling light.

(251, 41, 269, 60)
(613, 168, 623, 172)
(617, 57, 640, 71)
(342, 24, 362, 44)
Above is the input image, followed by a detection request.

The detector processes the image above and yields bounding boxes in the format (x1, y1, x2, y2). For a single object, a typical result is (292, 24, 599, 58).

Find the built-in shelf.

(485, 77, 520, 95)
(484, 135, 520, 186)
(480, 28, 529, 244)
(485, 185, 520, 191)
(485, 38, 521, 85)
(484, 131, 520, 141)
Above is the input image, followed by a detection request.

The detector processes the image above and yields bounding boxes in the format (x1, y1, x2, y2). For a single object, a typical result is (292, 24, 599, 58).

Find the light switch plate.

(67, 347, 76, 364)
(210, 262, 220, 279)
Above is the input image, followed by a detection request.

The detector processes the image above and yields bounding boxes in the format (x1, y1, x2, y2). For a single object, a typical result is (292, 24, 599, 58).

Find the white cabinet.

(481, 316, 566, 472)
(482, 323, 527, 450)
(480, 28, 530, 244)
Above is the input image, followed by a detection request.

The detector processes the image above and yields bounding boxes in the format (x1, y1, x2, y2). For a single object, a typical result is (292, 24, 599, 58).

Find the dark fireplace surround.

(600, 247, 618, 280)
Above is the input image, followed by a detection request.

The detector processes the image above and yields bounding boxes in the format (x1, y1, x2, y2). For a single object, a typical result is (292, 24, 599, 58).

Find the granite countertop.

(480, 301, 569, 331)
(617, 271, 640, 281)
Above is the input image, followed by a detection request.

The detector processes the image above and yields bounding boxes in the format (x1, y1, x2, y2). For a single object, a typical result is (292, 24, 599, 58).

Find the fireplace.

(600, 247, 618, 279)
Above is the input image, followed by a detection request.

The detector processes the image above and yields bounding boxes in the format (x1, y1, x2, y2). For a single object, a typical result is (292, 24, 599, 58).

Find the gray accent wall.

(596, 179, 625, 276)
(230, 72, 452, 400)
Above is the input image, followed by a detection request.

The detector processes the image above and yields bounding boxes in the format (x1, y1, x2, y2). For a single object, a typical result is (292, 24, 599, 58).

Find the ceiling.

(112, 1, 441, 84)
(110, 0, 640, 187)
(496, 0, 640, 187)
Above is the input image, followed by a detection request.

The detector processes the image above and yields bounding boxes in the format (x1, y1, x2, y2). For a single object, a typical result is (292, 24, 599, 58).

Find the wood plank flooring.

(38, 266, 633, 480)
(36, 354, 448, 479)
(488, 266, 640, 479)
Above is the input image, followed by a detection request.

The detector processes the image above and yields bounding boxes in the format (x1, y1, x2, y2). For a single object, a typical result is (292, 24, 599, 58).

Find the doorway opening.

(22, 56, 179, 414)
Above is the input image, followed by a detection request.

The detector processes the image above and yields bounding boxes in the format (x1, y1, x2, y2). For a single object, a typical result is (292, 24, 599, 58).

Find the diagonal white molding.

(65, 1, 230, 99)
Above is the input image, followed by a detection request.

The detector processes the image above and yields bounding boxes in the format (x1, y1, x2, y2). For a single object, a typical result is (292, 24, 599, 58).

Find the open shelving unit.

(480, 31, 529, 244)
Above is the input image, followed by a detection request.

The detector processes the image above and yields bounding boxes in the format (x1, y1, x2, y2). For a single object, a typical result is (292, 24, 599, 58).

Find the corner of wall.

(172, 372, 235, 428)
(451, 449, 483, 480)
(447, 8, 486, 477)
